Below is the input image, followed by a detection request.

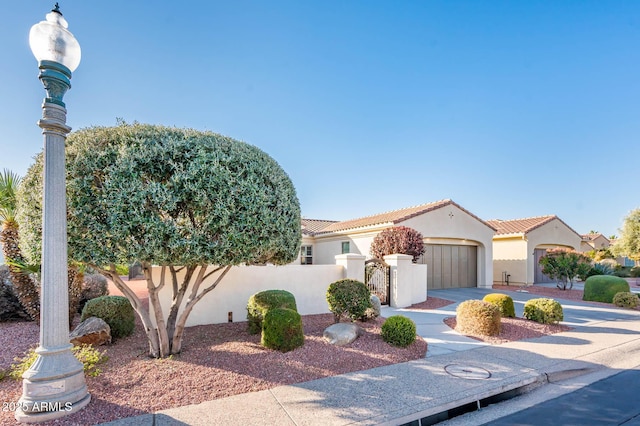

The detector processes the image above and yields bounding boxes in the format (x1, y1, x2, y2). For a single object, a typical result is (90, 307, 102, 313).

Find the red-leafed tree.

(370, 226, 425, 263)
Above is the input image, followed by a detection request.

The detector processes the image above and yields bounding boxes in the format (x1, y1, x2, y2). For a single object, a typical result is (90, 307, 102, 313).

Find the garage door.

(419, 245, 477, 289)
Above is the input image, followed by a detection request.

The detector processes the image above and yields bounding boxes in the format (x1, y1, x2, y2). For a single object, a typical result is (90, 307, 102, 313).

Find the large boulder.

(0, 265, 30, 322)
(323, 323, 363, 346)
(70, 316, 112, 346)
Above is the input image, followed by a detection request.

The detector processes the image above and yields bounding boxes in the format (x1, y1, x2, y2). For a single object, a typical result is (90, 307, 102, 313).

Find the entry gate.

(364, 259, 390, 305)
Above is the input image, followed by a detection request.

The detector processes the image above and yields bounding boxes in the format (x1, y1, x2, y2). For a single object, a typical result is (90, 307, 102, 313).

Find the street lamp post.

(15, 4, 90, 422)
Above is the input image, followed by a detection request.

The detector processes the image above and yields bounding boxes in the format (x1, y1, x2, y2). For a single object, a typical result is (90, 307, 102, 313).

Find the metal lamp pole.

(15, 4, 90, 423)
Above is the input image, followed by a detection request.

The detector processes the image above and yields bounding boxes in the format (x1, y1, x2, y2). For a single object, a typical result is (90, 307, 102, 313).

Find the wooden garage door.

(420, 245, 477, 289)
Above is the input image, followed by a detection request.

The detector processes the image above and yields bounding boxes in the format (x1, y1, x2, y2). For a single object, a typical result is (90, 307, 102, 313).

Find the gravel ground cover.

(0, 310, 426, 425)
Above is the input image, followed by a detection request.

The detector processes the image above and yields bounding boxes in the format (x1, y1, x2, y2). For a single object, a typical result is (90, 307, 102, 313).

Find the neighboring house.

(487, 215, 582, 286)
(609, 238, 639, 267)
(580, 233, 610, 252)
(300, 199, 495, 289)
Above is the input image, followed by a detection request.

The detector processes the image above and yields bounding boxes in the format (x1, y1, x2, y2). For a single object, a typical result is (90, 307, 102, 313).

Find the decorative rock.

(70, 316, 111, 346)
(369, 294, 381, 317)
(323, 323, 363, 346)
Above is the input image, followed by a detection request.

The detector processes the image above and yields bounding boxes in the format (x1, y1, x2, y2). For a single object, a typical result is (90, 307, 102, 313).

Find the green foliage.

(81, 295, 135, 338)
(611, 208, 640, 262)
(9, 344, 107, 380)
(482, 293, 516, 318)
(583, 275, 630, 303)
(0, 169, 21, 222)
(632, 267, 640, 278)
(115, 264, 129, 276)
(538, 249, 591, 290)
(613, 292, 640, 309)
(523, 298, 564, 324)
(260, 308, 304, 352)
(613, 265, 631, 278)
(16, 123, 301, 268)
(456, 300, 501, 336)
(370, 226, 425, 262)
(326, 279, 372, 323)
(381, 315, 417, 347)
(246, 290, 297, 334)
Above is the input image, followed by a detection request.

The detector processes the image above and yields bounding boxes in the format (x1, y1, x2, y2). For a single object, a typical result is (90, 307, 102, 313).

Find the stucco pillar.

(335, 254, 365, 282)
(384, 254, 417, 308)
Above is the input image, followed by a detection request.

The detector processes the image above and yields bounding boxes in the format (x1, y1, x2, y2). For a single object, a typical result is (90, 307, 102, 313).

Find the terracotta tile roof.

(487, 215, 581, 238)
(300, 218, 338, 235)
(581, 233, 608, 242)
(313, 199, 496, 235)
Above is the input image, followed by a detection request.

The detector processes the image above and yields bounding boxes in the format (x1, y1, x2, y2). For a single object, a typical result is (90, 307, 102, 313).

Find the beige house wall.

(492, 237, 528, 285)
(311, 204, 494, 288)
(401, 204, 494, 288)
(492, 218, 581, 285)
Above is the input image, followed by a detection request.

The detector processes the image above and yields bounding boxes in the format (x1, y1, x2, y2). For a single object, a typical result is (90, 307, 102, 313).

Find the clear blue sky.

(2, 1, 639, 238)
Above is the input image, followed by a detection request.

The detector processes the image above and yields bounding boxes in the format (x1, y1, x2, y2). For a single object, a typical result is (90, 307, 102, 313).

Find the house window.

(300, 245, 313, 265)
(341, 241, 350, 254)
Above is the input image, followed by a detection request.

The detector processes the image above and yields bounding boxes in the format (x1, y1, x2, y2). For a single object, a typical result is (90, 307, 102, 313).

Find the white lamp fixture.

(15, 3, 90, 423)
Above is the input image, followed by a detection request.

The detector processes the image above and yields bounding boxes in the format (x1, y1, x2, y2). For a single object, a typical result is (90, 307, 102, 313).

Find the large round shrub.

(370, 226, 425, 262)
(246, 290, 297, 334)
(456, 300, 501, 336)
(326, 279, 371, 323)
(381, 315, 417, 347)
(81, 295, 135, 338)
(261, 308, 304, 352)
(482, 293, 515, 318)
(523, 298, 563, 324)
(583, 275, 630, 303)
(613, 292, 639, 309)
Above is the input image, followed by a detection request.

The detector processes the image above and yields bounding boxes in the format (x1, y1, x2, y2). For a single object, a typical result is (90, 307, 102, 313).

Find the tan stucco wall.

(314, 231, 378, 265)
(492, 237, 528, 285)
(401, 204, 494, 288)
(492, 218, 581, 285)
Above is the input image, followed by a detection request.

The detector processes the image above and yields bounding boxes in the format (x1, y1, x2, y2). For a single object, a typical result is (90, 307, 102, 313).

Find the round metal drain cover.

(444, 364, 491, 380)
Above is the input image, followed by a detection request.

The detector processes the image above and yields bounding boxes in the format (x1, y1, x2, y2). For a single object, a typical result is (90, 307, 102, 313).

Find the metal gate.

(365, 259, 390, 305)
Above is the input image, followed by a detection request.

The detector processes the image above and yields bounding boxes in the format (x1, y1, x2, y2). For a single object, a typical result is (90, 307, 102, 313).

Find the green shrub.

(261, 308, 304, 352)
(381, 315, 417, 347)
(613, 292, 639, 309)
(631, 267, 640, 278)
(523, 298, 563, 324)
(482, 293, 516, 318)
(81, 295, 135, 338)
(10, 344, 107, 380)
(456, 300, 501, 336)
(326, 279, 371, 323)
(246, 290, 297, 334)
(583, 275, 630, 303)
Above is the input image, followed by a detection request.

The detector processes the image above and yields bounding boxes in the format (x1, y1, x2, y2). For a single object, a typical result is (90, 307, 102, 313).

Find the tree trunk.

(67, 268, 83, 328)
(101, 269, 163, 358)
(0, 221, 40, 322)
(144, 264, 170, 358)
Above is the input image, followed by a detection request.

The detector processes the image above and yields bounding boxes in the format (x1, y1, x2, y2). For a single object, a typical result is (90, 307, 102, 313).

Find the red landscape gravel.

(0, 312, 426, 425)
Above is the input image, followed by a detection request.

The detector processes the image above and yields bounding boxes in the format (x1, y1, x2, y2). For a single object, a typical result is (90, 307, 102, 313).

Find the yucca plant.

(0, 169, 40, 322)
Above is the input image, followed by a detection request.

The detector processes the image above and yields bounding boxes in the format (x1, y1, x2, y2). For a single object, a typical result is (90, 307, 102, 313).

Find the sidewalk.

(101, 287, 640, 426)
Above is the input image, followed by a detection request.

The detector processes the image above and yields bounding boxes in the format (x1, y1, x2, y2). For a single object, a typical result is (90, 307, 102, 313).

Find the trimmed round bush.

(482, 293, 516, 318)
(326, 279, 371, 323)
(261, 308, 304, 352)
(583, 275, 630, 303)
(523, 298, 563, 324)
(381, 315, 417, 347)
(81, 295, 135, 338)
(456, 300, 501, 336)
(246, 290, 297, 334)
(613, 292, 639, 309)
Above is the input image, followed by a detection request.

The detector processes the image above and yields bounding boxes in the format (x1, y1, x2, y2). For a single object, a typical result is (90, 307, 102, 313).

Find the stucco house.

(580, 233, 610, 253)
(487, 215, 582, 286)
(299, 199, 496, 289)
